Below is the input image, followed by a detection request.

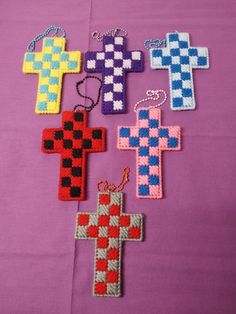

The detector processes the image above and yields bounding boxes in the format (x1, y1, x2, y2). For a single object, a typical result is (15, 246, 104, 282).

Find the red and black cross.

(42, 111, 106, 200)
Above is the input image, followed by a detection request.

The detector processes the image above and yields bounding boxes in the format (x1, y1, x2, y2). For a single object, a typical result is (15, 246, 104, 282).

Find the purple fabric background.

(0, 0, 235, 313)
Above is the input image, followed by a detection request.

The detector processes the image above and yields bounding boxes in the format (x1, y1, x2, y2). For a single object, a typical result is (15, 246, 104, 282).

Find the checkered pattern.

(85, 36, 144, 114)
(42, 111, 106, 200)
(75, 192, 143, 297)
(23, 37, 81, 114)
(150, 32, 209, 110)
(118, 108, 181, 198)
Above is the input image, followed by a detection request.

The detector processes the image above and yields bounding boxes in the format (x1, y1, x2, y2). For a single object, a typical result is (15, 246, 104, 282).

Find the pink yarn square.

(149, 108, 160, 119)
(149, 166, 159, 175)
(149, 128, 158, 137)
(138, 156, 149, 165)
(150, 185, 160, 196)
(169, 126, 179, 138)
(139, 119, 149, 128)
(139, 137, 149, 147)
(159, 138, 168, 148)
(139, 175, 149, 185)
(118, 137, 130, 148)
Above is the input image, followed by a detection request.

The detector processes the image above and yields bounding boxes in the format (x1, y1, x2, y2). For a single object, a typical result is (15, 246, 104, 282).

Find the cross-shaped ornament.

(42, 111, 106, 200)
(150, 32, 209, 110)
(23, 37, 81, 114)
(85, 36, 144, 114)
(75, 191, 143, 297)
(118, 107, 181, 198)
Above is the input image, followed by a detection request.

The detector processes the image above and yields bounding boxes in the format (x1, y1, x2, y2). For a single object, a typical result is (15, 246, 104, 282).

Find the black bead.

(70, 187, 81, 198)
(54, 130, 63, 140)
(61, 177, 71, 187)
(92, 129, 102, 139)
(73, 130, 83, 139)
(44, 140, 54, 150)
(74, 112, 84, 122)
(64, 121, 73, 130)
(71, 167, 82, 177)
(62, 158, 72, 168)
(82, 139, 92, 149)
(72, 148, 83, 158)
(63, 139, 73, 149)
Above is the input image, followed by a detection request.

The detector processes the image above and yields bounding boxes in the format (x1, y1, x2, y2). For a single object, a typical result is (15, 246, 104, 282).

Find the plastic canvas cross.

(23, 37, 81, 114)
(42, 111, 106, 200)
(150, 32, 209, 110)
(75, 191, 143, 297)
(85, 36, 144, 114)
(118, 108, 181, 198)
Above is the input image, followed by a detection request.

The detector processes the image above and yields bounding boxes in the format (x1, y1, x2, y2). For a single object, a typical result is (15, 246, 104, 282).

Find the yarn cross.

(85, 36, 144, 114)
(150, 32, 209, 110)
(75, 191, 143, 297)
(118, 108, 181, 198)
(42, 111, 106, 200)
(23, 37, 81, 114)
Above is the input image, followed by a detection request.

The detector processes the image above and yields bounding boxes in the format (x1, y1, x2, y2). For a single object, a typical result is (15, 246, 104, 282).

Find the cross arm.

(23, 52, 42, 73)
(60, 51, 82, 72)
(117, 126, 139, 150)
(189, 47, 209, 69)
(158, 126, 181, 151)
(123, 51, 144, 72)
(42, 128, 64, 153)
(75, 212, 98, 239)
(84, 51, 104, 72)
(82, 128, 106, 152)
(121, 214, 143, 241)
(150, 47, 171, 69)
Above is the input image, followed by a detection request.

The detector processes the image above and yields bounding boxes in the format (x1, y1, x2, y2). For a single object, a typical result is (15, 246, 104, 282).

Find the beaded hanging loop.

(133, 89, 167, 112)
(91, 28, 128, 41)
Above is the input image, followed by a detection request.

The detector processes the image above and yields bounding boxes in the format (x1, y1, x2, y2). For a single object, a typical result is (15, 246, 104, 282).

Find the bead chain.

(134, 90, 167, 112)
(91, 28, 128, 41)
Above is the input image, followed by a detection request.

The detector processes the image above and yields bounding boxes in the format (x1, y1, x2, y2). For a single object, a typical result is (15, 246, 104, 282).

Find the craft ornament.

(150, 32, 209, 110)
(118, 107, 181, 198)
(23, 30, 81, 114)
(85, 36, 144, 114)
(42, 111, 106, 200)
(75, 191, 143, 297)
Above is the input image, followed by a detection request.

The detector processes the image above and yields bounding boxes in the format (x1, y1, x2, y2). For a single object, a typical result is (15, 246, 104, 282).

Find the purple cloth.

(0, 0, 236, 313)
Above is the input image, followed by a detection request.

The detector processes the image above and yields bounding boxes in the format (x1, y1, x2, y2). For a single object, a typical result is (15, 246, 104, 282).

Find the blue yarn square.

(179, 41, 188, 48)
(33, 61, 42, 70)
(162, 56, 171, 66)
(39, 85, 48, 93)
(129, 137, 139, 147)
(139, 128, 149, 137)
(173, 97, 183, 107)
(149, 156, 159, 166)
(139, 165, 149, 175)
(172, 80, 182, 89)
(25, 53, 35, 62)
(48, 93, 57, 101)
(149, 119, 159, 128)
(120, 127, 130, 137)
(170, 48, 180, 56)
(139, 110, 149, 120)
(181, 72, 191, 80)
(53, 46, 62, 54)
(43, 53, 52, 61)
(152, 49, 162, 58)
(49, 77, 59, 85)
(139, 185, 149, 196)
(41, 69, 50, 77)
(182, 88, 192, 97)
(68, 61, 78, 70)
(149, 175, 159, 185)
(189, 48, 198, 56)
(159, 128, 169, 138)
(51, 61, 60, 69)
(44, 38, 54, 47)
(180, 56, 189, 65)
(168, 137, 178, 148)
(149, 137, 159, 147)
(168, 34, 179, 42)
(60, 53, 69, 61)
(139, 147, 149, 157)
(37, 102, 47, 110)
(198, 56, 207, 66)
(171, 64, 181, 73)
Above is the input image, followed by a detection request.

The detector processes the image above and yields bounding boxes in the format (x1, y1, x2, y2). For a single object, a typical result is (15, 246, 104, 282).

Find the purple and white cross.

(85, 36, 144, 114)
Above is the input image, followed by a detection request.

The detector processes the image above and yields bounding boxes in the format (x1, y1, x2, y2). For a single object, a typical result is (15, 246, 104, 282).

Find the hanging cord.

(91, 28, 128, 41)
(144, 38, 166, 50)
(27, 25, 66, 52)
(97, 167, 130, 192)
(134, 89, 167, 112)
(74, 76, 102, 112)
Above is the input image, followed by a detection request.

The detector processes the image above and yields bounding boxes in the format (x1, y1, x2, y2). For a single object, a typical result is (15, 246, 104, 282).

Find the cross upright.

(118, 108, 181, 199)
(75, 191, 143, 297)
(150, 32, 209, 110)
(85, 36, 144, 114)
(23, 37, 81, 114)
(42, 111, 106, 200)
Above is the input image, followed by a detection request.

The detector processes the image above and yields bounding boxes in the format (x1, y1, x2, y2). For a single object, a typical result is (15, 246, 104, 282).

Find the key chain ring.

(27, 25, 66, 52)
(134, 89, 167, 112)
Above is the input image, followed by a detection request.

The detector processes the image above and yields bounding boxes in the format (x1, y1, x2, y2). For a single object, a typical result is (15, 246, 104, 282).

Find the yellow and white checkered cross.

(23, 37, 81, 114)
